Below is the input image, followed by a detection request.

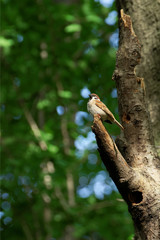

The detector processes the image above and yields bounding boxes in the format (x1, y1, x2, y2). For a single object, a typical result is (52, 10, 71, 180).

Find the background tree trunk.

(116, 0, 160, 155)
(92, 10, 160, 240)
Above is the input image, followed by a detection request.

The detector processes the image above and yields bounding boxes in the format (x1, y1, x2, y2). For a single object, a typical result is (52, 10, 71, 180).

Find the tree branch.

(21, 220, 34, 240)
(92, 114, 135, 201)
(22, 104, 47, 151)
(54, 187, 69, 211)
(56, 79, 76, 207)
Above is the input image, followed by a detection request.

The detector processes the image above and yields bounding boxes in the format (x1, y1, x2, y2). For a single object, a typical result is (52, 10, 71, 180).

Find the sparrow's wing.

(95, 101, 115, 122)
(95, 100, 124, 130)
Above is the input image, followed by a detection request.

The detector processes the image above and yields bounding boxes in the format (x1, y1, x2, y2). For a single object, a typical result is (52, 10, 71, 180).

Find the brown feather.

(90, 93, 100, 100)
(95, 101, 115, 122)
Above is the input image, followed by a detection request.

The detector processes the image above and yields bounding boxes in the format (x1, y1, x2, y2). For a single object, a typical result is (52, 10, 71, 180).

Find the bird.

(87, 93, 124, 130)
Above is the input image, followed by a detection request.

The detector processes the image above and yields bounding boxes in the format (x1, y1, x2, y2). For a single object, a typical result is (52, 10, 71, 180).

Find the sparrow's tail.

(114, 119, 124, 131)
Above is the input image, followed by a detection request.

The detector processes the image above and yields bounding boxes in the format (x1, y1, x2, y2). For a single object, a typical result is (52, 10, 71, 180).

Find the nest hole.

(126, 114, 131, 121)
(128, 191, 143, 205)
(122, 113, 131, 123)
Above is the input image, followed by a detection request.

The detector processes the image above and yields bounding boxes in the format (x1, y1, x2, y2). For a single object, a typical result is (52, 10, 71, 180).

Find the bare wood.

(92, 115, 131, 183)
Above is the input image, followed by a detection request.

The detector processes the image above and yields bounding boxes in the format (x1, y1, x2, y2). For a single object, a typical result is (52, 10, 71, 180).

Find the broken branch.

(92, 115, 132, 186)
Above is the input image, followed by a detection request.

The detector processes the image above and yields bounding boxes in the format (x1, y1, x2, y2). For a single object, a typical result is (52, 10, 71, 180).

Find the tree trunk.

(116, 0, 160, 155)
(92, 10, 160, 240)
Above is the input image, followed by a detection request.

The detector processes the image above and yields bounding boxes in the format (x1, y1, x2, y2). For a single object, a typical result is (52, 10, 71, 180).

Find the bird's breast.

(87, 101, 106, 119)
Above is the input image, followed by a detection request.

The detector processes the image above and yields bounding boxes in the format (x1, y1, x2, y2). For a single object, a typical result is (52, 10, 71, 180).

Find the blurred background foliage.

(1, 0, 134, 239)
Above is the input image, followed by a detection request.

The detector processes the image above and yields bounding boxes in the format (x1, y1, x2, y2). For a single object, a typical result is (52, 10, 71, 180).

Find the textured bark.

(116, 0, 160, 154)
(92, 10, 160, 240)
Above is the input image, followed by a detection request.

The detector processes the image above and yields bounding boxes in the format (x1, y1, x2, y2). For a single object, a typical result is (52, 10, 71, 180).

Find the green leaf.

(37, 99, 51, 109)
(0, 37, 14, 47)
(48, 144, 59, 154)
(41, 131, 54, 141)
(64, 14, 76, 22)
(86, 15, 102, 24)
(65, 23, 81, 33)
(0, 37, 14, 54)
(90, 39, 99, 46)
(58, 90, 72, 98)
(128, 234, 134, 240)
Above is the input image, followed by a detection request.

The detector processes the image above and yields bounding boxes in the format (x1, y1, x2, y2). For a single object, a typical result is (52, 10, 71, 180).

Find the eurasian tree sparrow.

(87, 93, 124, 130)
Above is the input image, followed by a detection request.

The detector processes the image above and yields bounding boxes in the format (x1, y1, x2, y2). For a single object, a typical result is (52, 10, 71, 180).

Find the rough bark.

(92, 10, 160, 240)
(116, 0, 160, 155)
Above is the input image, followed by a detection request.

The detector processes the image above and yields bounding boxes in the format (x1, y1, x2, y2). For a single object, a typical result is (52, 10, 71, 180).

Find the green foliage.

(1, 0, 134, 239)
(65, 24, 82, 33)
